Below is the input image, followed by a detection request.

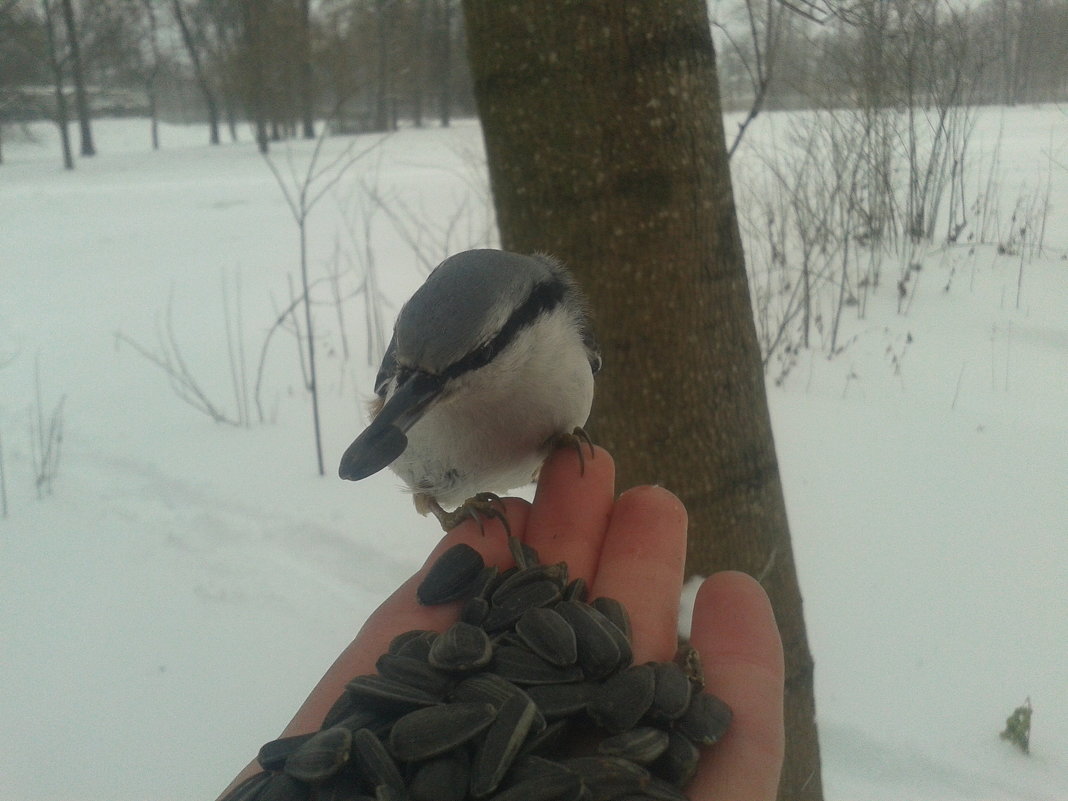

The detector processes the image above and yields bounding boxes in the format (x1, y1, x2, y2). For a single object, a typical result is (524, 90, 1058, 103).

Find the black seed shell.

(515, 607, 578, 667)
(587, 664, 656, 733)
(428, 621, 493, 672)
(647, 662, 692, 723)
(470, 692, 539, 797)
(597, 727, 670, 765)
(675, 691, 732, 746)
(284, 726, 352, 783)
(409, 753, 470, 801)
(418, 544, 486, 605)
(388, 702, 497, 762)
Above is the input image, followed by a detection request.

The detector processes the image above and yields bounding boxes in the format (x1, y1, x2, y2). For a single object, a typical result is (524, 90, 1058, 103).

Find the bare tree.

(462, 1, 822, 798)
(298, 0, 315, 138)
(59, 0, 93, 155)
(41, 0, 74, 169)
(139, 0, 164, 149)
(173, 0, 221, 144)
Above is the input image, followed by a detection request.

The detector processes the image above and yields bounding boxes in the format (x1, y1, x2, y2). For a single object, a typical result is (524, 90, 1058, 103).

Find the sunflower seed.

(590, 597, 632, 641)
(284, 726, 352, 783)
(470, 691, 539, 797)
(314, 775, 376, 801)
(484, 579, 565, 632)
(492, 645, 585, 686)
(507, 754, 577, 784)
(491, 563, 568, 602)
(345, 674, 441, 708)
(523, 682, 595, 720)
(461, 596, 490, 626)
(562, 577, 588, 602)
(560, 756, 650, 801)
(388, 702, 497, 762)
(587, 664, 656, 733)
(258, 732, 317, 772)
(518, 718, 570, 759)
(597, 727, 670, 765)
(333, 707, 396, 738)
(409, 752, 470, 801)
(450, 672, 526, 708)
(418, 544, 486, 605)
(428, 621, 493, 672)
(258, 772, 312, 801)
(392, 630, 438, 661)
(646, 662, 692, 723)
(321, 688, 363, 729)
(487, 770, 583, 801)
(515, 607, 578, 667)
(675, 691, 732, 746)
(650, 729, 700, 787)
(553, 601, 624, 679)
(388, 629, 434, 656)
(350, 728, 405, 795)
(375, 653, 455, 696)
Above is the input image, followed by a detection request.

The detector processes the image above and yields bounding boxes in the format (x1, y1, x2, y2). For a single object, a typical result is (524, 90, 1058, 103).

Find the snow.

(1, 109, 1065, 801)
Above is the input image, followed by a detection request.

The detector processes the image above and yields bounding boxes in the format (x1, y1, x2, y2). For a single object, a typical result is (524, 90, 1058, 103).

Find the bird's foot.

(423, 492, 511, 535)
(547, 426, 596, 475)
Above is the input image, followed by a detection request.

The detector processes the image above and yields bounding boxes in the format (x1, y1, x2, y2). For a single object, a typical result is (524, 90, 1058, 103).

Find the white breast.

(389, 306, 595, 509)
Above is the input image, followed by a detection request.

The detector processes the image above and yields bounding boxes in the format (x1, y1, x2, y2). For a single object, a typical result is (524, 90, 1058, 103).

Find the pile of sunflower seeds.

(223, 537, 731, 801)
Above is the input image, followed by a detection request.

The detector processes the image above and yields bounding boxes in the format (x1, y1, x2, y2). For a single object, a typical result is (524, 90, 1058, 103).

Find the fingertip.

(688, 571, 785, 801)
(692, 571, 783, 674)
(538, 443, 615, 493)
(615, 484, 687, 529)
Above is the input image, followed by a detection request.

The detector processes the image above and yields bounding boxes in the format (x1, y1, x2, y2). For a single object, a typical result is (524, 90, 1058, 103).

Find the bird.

(338, 248, 601, 531)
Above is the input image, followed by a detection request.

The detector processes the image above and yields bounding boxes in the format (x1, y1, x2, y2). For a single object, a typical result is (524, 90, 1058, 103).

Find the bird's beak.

(338, 373, 443, 481)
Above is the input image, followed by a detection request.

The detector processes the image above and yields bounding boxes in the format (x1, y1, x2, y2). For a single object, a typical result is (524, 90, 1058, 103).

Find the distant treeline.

(2, 1, 1066, 147)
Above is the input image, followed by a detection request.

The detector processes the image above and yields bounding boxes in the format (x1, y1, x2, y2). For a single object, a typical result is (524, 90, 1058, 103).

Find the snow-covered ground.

(1, 109, 1065, 801)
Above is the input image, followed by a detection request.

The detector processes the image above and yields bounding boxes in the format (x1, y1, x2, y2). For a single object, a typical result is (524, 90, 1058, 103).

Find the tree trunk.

(59, 0, 94, 157)
(461, 2, 822, 799)
(238, 0, 268, 153)
(41, 0, 74, 170)
(374, 0, 392, 132)
(173, 0, 221, 145)
(437, 0, 452, 127)
(412, 0, 428, 127)
(299, 0, 315, 139)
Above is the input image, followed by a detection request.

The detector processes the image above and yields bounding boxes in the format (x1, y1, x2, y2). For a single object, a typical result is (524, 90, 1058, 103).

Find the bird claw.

(430, 493, 511, 535)
(548, 426, 596, 475)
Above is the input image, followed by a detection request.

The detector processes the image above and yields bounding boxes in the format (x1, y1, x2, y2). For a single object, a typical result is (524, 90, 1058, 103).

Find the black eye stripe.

(441, 278, 567, 382)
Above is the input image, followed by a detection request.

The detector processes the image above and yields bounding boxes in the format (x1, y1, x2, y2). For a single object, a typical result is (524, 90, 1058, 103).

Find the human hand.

(221, 446, 784, 801)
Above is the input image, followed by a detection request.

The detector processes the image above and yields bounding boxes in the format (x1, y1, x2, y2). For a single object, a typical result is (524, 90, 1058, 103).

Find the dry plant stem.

(116, 292, 241, 426)
(262, 130, 387, 476)
(31, 356, 65, 498)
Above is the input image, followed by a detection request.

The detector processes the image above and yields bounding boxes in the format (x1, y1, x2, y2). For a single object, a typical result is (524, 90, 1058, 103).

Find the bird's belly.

(390, 321, 594, 509)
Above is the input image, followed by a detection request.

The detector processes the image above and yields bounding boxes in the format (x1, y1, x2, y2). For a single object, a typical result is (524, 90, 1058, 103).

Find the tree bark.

(41, 0, 74, 170)
(299, 0, 315, 139)
(437, 0, 452, 127)
(461, 2, 822, 799)
(59, 0, 94, 156)
(173, 0, 221, 145)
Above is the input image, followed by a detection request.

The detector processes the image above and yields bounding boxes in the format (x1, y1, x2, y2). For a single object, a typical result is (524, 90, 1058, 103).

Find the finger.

(281, 499, 531, 735)
(687, 572, 784, 801)
(524, 445, 616, 579)
(587, 485, 687, 664)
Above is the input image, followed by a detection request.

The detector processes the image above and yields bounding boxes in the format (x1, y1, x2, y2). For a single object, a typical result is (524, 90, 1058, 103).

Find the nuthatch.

(338, 249, 601, 530)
